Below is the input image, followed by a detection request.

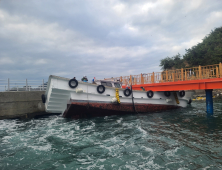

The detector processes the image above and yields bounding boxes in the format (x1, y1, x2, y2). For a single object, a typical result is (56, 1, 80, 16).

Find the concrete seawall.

(0, 91, 53, 119)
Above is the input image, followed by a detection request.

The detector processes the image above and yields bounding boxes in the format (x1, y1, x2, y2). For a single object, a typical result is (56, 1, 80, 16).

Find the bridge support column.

(205, 89, 213, 116)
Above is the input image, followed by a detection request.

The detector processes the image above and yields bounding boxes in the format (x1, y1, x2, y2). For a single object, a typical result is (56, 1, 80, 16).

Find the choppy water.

(1, 99, 222, 170)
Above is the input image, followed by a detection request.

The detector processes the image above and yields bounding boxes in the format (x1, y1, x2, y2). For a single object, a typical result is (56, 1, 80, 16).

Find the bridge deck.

(131, 78, 222, 91)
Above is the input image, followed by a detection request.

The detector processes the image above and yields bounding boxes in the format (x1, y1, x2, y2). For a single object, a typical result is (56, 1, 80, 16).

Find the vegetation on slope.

(160, 27, 222, 70)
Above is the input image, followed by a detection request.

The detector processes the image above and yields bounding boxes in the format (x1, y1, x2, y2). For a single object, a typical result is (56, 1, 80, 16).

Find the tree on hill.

(160, 53, 184, 70)
(160, 27, 222, 70)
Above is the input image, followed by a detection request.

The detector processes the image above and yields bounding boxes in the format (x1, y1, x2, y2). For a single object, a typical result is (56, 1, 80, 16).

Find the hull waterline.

(63, 100, 179, 119)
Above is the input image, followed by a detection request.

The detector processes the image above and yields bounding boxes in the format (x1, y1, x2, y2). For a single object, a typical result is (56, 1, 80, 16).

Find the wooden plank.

(199, 65, 201, 79)
(181, 68, 183, 81)
(220, 63, 222, 78)
(140, 73, 144, 84)
(130, 75, 132, 85)
(166, 71, 168, 82)
(216, 66, 219, 78)
(161, 73, 163, 83)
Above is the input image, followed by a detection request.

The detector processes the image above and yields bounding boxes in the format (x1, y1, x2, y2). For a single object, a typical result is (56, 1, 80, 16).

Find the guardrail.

(0, 79, 47, 92)
(105, 63, 222, 86)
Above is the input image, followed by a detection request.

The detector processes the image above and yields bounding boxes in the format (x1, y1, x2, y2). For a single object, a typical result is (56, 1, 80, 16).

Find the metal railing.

(0, 79, 47, 92)
(105, 63, 222, 86)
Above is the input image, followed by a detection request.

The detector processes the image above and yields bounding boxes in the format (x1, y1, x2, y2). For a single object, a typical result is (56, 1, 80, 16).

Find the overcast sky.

(0, 0, 222, 82)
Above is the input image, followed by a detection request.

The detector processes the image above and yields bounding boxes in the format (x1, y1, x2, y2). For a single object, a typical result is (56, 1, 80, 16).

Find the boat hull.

(63, 100, 179, 119)
(44, 75, 195, 119)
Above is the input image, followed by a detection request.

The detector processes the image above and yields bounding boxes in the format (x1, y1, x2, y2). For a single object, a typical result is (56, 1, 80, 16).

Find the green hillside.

(160, 27, 222, 70)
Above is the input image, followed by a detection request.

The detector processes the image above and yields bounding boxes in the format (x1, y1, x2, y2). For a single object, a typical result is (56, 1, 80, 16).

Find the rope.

(131, 85, 139, 114)
(173, 92, 180, 104)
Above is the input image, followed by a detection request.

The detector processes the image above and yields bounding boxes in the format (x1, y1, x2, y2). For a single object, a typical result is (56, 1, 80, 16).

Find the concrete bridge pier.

(206, 89, 213, 116)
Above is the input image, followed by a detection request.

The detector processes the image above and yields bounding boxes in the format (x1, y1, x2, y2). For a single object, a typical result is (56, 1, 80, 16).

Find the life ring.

(179, 91, 185, 97)
(97, 85, 105, 94)
(69, 79, 78, 88)
(164, 91, 171, 97)
(147, 90, 154, 98)
(124, 89, 132, 97)
(41, 94, 46, 103)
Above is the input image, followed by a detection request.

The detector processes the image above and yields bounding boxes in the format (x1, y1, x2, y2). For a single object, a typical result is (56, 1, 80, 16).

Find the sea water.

(1, 99, 222, 170)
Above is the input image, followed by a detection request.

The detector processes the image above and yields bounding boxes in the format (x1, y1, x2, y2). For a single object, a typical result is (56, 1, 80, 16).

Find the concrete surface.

(0, 91, 54, 119)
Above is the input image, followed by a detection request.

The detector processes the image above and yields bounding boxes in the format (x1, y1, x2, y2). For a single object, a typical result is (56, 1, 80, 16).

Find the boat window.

(101, 82, 107, 86)
(101, 82, 112, 87)
(114, 83, 121, 88)
(106, 82, 112, 87)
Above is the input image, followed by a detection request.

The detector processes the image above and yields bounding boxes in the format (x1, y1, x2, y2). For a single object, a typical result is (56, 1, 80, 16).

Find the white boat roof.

(95, 79, 122, 83)
(45, 75, 122, 94)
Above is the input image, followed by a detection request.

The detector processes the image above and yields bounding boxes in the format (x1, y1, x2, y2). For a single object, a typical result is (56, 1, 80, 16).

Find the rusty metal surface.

(63, 101, 179, 119)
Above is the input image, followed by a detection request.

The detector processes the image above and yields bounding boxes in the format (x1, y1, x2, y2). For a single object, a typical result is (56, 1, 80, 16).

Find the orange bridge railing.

(105, 63, 222, 86)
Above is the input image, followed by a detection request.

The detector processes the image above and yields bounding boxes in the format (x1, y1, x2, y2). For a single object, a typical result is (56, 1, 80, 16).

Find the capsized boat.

(42, 75, 194, 119)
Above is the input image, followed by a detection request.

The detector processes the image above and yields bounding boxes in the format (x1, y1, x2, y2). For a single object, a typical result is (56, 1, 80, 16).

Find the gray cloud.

(0, 0, 222, 84)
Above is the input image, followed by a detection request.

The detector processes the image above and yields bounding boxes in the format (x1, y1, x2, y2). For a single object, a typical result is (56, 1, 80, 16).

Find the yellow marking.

(115, 88, 120, 104)
(173, 92, 180, 104)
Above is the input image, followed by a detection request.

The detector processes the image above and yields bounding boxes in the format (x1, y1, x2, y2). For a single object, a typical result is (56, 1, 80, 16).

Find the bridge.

(106, 63, 222, 116)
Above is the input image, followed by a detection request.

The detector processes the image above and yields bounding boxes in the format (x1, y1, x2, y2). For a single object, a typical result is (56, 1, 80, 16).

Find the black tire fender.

(124, 89, 132, 97)
(41, 94, 46, 103)
(69, 79, 78, 88)
(179, 91, 185, 97)
(164, 91, 171, 97)
(147, 90, 154, 98)
(97, 85, 105, 94)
